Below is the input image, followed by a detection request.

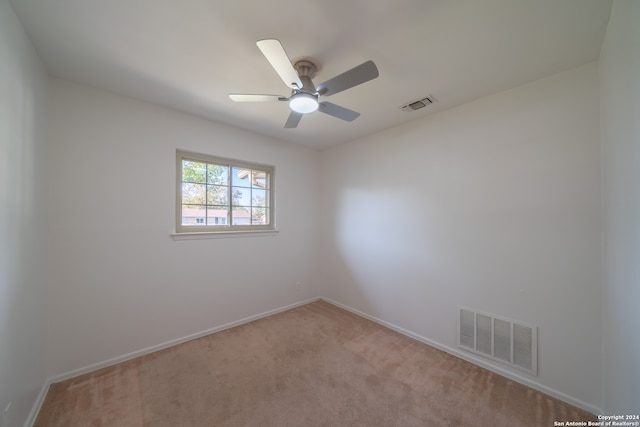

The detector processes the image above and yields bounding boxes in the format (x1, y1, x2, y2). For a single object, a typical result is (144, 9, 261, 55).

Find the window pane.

(207, 185, 228, 206)
(252, 189, 267, 207)
(231, 207, 251, 225)
(181, 205, 206, 226)
(207, 207, 228, 226)
(232, 186, 251, 207)
(182, 183, 206, 205)
(252, 207, 268, 225)
(182, 161, 207, 183)
(251, 170, 268, 189)
(207, 164, 228, 185)
(232, 167, 252, 187)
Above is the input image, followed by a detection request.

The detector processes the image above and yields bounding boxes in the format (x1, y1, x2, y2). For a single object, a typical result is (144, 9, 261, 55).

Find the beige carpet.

(35, 300, 595, 426)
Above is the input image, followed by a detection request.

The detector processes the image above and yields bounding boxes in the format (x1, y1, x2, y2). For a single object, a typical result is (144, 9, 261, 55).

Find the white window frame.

(175, 150, 275, 235)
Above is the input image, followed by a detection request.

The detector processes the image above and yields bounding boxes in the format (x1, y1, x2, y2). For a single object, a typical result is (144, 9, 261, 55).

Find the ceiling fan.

(229, 39, 379, 128)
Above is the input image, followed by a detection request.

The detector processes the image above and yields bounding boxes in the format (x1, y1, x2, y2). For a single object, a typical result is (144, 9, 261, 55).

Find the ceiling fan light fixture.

(289, 93, 319, 114)
(229, 39, 379, 128)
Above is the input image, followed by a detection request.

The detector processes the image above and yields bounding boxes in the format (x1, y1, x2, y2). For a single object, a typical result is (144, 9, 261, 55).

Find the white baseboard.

(26, 297, 319, 426)
(320, 297, 604, 416)
(24, 381, 50, 427)
(27, 295, 602, 425)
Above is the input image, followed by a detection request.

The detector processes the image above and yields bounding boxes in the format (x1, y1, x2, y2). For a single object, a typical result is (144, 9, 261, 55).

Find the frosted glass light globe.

(289, 93, 319, 114)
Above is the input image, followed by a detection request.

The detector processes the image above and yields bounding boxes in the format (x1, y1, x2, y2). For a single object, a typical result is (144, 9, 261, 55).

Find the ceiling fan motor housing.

(290, 60, 319, 113)
(294, 60, 318, 94)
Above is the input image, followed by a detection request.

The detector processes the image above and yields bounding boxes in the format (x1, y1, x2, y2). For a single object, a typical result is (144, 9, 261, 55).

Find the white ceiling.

(11, 0, 612, 149)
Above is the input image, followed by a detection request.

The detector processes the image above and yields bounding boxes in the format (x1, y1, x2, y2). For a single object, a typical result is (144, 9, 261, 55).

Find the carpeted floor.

(35, 300, 595, 426)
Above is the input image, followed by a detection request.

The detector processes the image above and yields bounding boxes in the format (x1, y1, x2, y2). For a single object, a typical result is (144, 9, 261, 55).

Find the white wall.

(11, 3, 631, 418)
(0, 1, 49, 425)
(319, 64, 603, 410)
(599, 0, 640, 414)
(46, 79, 320, 376)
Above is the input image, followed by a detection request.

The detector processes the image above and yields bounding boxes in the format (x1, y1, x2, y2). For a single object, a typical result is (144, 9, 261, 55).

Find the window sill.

(171, 229, 279, 240)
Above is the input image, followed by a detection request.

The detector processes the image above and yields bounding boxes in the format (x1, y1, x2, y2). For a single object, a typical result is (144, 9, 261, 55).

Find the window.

(176, 150, 275, 233)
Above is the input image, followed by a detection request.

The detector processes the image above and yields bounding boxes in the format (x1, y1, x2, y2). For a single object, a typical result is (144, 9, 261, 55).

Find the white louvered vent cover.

(458, 306, 537, 376)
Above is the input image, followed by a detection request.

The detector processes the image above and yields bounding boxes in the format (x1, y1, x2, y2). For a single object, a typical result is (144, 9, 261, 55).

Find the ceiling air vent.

(400, 95, 436, 112)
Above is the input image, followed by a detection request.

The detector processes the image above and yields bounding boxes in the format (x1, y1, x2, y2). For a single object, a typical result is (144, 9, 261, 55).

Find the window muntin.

(176, 150, 274, 233)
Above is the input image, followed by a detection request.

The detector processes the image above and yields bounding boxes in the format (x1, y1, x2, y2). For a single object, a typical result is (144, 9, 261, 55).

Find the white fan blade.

(284, 111, 303, 128)
(229, 94, 287, 102)
(256, 39, 303, 89)
(318, 102, 360, 122)
(317, 60, 379, 97)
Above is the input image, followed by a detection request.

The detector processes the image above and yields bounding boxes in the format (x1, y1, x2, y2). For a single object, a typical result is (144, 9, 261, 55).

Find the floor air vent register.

(458, 306, 538, 376)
